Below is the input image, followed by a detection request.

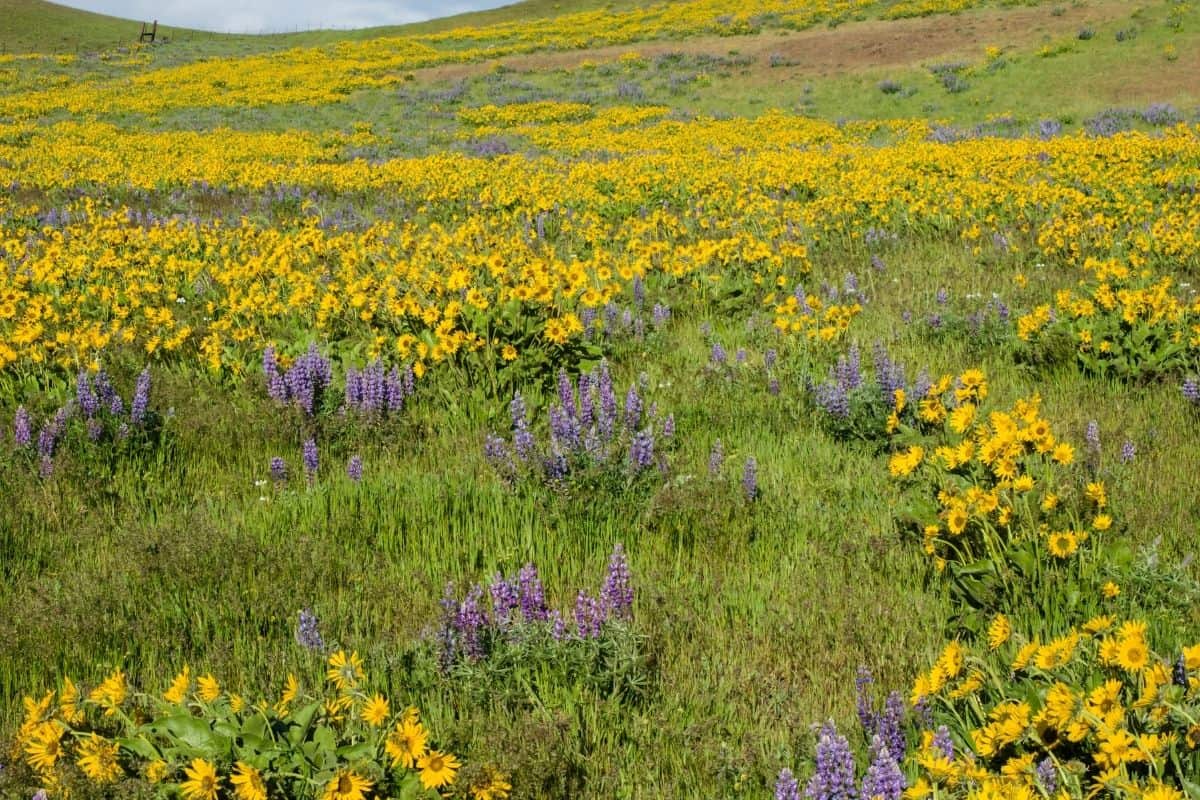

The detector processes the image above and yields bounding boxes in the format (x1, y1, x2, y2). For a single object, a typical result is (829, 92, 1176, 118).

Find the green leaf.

(117, 735, 161, 761)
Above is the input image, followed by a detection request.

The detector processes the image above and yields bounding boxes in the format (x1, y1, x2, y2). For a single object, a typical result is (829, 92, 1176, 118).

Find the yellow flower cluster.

(1017, 263, 1200, 378)
(4, 113, 1192, 376)
(909, 618, 1200, 800)
(889, 369, 1114, 572)
(13, 652, 493, 799)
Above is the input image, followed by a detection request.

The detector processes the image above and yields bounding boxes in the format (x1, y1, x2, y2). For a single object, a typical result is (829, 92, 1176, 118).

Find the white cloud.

(54, 0, 506, 33)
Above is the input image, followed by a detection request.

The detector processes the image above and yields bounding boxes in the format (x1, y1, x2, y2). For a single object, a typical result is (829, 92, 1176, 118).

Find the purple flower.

(844, 273, 859, 294)
(270, 457, 287, 482)
(518, 563, 549, 622)
(550, 609, 566, 641)
(597, 362, 618, 438)
(302, 438, 319, 479)
(456, 584, 488, 661)
(859, 737, 905, 800)
(805, 722, 857, 800)
(711, 342, 727, 365)
(776, 768, 801, 800)
(876, 691, 907, 763)
(1085, 420, 1100, 454)
(630, 428, 654, 471)
(662, 413, 675, 439)
(769, 377, 781, 395)
(742, 456, 758, 500)
(936, 288, 948, 306)
(1183, 378, 1200, 404)
(86, 417, 103, 442)
(77, 370, 99, 417)
(551, 370, 573, 416)
(931, 726, 954, 759)
(652, 303, 671, 329)
(574, 590, 604, 638)
(708, 439, 724, 476)
(855, 666, 877, 735)
(624, 385, 642, 432)
(296, 608, 325, 651)
(632, 274, 645, 308)
(347, 455, 363, 482)
(870, 254, 886, 273)
(602, 543, 633, 620)
(130, 368, 151, 425)
(490, 573, 519, 624)
(1035, 758, 1057, 795)
(13, 406, 31, 447)
(735, 348, 748, 364)
(765, 348, 778, 370)
(1121, 440, 1136, 464)
(510, 392, 535, 462)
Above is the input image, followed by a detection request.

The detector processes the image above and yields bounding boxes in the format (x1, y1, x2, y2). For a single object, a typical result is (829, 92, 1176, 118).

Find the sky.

(53, 0, 513, 33)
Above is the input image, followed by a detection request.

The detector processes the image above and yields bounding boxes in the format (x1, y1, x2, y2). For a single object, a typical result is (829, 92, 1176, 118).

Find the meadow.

(1, 0, 1200, 798)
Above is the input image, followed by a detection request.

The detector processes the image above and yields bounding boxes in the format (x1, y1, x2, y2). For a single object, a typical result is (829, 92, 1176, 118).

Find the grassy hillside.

(1, 0, 1200, 799)
(0, 0, 197, 53)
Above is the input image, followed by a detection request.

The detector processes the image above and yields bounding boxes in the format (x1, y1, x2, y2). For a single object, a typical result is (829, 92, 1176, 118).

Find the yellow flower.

(386, 719, 429, 768)
(1142, 781, 1185, 800)
(1115, 634, 1150, 672)
(418, 749, 462, 790)
(501, 344, 517, 361)
(1103, 581, 1120, 599)
(1092, 514, 1112, 531)
(469, 765, 513, 800)
(1094, 727, 1137, 769)
(275, 673, 300, 716)
(948, 403, 976, 434)
(322, 770, 373, 800)
(231, 761, 267, 800)
(987, 614, 1011, 650)
(1051, 442, 1074, 464)
(888, 446, 924, 478)
(197, 673, 221, 703)
(145, 759, 170, 784)
(59, 677, 84, 724)
(1085, 481, 1108, 508)
(24, 722, 64, 774)
(1047, 530, 1078, 558)
(1083, 615, 1115, 635)
(326, 650, 365, 691)
(88, 669, 127, 716)
(362, 693, 390, 727)
(946, 505, 969, 535)
(77, 734, 122, 784)
(181, 758, 221, 800)
(164, 666, 191, 704)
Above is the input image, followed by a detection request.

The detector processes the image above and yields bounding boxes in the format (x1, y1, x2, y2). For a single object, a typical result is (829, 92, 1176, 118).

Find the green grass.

(0, 0, 198, 54)
(3, 0, 1200, 797)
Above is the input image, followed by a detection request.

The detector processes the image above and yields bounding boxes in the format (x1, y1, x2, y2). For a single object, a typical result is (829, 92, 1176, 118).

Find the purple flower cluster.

(860, 736, 906, 800)
(484, 362, 674, 485)
(263, 344, 333, 416)
(12, 366, 155, 477)
(1085, 419, 1101, 455)
(855, 667, 908, 763)
(583, 299, 670, 343)
(805, 722, 858, 800)
(812, 345, 865, 419)
(1183, 377, 1200, 405)
(295, 608, 326, 651)
(344, 360, 415, 416)
(775, 768, 801, 800)
(437, 544, 635, 668)
(742, 456, 758, 501)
